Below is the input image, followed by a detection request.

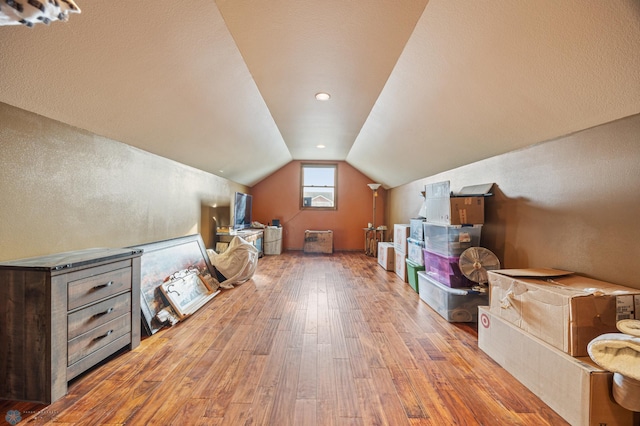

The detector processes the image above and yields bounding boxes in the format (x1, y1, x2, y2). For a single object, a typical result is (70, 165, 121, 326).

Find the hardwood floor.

(0, 252, 568, 425)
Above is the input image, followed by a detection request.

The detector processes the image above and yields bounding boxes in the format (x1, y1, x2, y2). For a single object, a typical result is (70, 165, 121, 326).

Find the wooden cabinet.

(0, 248, 142, 403)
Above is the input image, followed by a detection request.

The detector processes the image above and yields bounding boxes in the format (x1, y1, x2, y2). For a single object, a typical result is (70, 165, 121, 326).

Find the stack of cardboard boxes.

(416, 181, 491, 323)
(377, 241, 395, 271)
(393, 224, 410, 282)
(479, 269, 640, 425)
(379, 223, 423, 290)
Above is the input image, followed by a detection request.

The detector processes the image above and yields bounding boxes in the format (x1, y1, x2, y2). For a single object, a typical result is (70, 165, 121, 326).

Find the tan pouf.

(617, 319, 640, 338)
(587, 333, 640, 381)
(612, 373, 640, 412)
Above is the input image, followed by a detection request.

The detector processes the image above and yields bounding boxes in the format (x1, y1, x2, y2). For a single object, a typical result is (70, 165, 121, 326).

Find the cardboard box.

(418, 271, 487, 322)
(424, 181, 492, 225)
(303, 230, 333, 254)
(395, 251, 407, 282)
(394, 224, 410, 254)
(478, 307, 637, 426)
(488, 269, 640, 357)
(377, 242, 395, 271)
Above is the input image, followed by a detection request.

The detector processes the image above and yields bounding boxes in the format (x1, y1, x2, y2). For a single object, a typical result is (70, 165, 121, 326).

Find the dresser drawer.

(68, 266, 132, 310)
(67, 334, 131, 381)
(67, 293, 131, 340)
(67, 314, 131, 366)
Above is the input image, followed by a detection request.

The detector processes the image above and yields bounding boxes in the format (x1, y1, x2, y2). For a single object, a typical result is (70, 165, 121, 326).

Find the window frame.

(300, 163, 338, 210)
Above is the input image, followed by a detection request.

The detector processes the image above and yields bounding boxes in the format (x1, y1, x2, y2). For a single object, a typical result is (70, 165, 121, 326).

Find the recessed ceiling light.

(315, 92, 331, 101)
(317, 144, 326, 149)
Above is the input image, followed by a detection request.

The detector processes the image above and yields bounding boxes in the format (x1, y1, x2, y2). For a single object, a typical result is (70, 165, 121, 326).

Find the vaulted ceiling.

(1, 1, 639, 188)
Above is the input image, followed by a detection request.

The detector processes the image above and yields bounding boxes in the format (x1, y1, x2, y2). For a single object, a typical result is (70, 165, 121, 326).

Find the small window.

(301, 163, 337, 209)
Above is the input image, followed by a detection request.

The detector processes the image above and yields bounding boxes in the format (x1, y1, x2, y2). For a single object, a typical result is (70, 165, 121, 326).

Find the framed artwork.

(130, 234, 218, 335)
(160, 268, 219, 319)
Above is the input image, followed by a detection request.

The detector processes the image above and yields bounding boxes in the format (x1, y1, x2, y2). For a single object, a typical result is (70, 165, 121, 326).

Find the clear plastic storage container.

(417, 271, 487, 322)
(407, 238, 425, 266)
(423, 223, 482, 257)
(422, 247, 472, 288)
(410, 218, 426, 241)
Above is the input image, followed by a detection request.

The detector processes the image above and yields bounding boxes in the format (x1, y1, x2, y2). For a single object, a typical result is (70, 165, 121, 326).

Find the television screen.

(233, 192, 253, 230)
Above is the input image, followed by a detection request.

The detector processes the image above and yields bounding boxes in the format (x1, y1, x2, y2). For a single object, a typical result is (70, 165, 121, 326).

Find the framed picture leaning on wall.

(129, 234, 219, 335)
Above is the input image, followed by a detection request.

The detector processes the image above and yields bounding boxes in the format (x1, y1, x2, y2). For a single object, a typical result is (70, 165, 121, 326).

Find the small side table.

(364, 228, 386, 257)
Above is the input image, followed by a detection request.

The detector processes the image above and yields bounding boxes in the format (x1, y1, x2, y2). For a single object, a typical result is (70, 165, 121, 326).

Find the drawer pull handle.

(94, 281, 113, 290)
(94, 330, 113, 341)
(93, 307, 114, 319)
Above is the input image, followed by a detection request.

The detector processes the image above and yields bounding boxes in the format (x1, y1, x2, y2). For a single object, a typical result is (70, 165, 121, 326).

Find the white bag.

(207, 236, 258, 288)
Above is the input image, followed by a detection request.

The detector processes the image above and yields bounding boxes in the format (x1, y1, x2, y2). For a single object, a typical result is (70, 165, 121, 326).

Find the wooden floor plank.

(316, 343, 336, 402)
(252, 318, 281, 355)
(203, 350, 253, 417)
(0, 252, 571, 425)
(229, 353, 268, 405)
(125, 375, 198, 425)
(354, 377, 389, 426)
(256, 329, 291, 389)
(297, 333, 318, 399)
(334, 358, 360, 419)
(345, 337, 370, 379)
(316, 398, 338, 426)
(167, 398, 209, 426)
(329, 308, 349, 359)
(339, 310, 359, 339)
(269, 347, 302, 426)
(294, 398, 317, 426)
(244, 385, 275, 426)
(218, 402, 250, 426)
(404, 367, 458, 425)
(305, 284, 319, 334)
(369, 367, 412, 426)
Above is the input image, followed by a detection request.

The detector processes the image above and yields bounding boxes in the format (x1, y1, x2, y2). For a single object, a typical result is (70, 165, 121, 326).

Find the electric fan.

(458, 247, 501, 292)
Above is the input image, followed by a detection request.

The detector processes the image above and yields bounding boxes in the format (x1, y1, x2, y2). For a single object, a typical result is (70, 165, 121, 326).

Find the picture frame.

(160, 268, 219, 319)
(129, 234, 219, 335)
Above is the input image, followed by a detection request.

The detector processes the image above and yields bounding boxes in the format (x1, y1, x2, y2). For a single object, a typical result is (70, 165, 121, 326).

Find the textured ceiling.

(0, 0, 639, 187)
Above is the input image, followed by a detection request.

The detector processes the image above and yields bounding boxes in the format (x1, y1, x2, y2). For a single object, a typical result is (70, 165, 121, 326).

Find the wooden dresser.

(0, 248, 142, 403)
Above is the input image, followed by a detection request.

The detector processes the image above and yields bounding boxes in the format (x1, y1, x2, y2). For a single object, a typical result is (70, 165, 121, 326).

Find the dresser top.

(0, 248, 142, 271)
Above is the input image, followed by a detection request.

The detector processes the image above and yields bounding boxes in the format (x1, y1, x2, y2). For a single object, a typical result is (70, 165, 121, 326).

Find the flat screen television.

(233, 192, 253, 230)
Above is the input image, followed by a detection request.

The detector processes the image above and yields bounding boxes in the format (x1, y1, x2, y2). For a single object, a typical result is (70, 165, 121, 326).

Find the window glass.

(301, 164, 337, 209)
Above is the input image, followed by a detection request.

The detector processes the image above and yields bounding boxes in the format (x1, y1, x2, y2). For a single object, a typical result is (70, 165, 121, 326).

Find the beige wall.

(0, 102, 246, 261)
(388, 114, 640, 289)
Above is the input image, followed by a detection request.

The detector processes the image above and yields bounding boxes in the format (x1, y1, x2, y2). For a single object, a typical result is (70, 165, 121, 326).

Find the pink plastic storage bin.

(422, 248, 473, 288)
